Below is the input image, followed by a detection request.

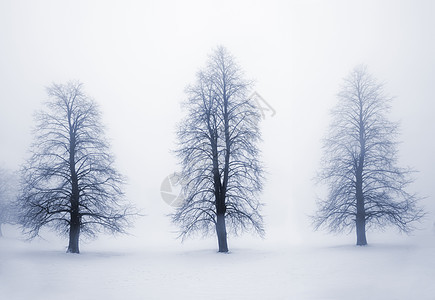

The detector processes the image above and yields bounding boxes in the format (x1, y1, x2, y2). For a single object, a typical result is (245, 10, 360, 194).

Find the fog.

(1, 0, 434, 246)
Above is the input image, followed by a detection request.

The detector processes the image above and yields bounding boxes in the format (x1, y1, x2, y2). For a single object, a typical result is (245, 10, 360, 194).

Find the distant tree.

(18, 82, 133, 253)
(172, 47, 265, 252)
(0, 167, 18, 237)
(313, 66, 424, 245)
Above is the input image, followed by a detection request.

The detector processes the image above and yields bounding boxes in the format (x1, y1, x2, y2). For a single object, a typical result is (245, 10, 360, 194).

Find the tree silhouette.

(314, 66, 424, 245)
(172, 47, 265, 252)
(19, 81, 133, 253)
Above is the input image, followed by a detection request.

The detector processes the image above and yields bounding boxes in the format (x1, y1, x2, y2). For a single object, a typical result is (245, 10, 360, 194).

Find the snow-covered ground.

(1, 226, 434, 300)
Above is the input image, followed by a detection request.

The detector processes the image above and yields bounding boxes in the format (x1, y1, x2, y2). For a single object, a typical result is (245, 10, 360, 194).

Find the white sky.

(1, 0, 434, 244)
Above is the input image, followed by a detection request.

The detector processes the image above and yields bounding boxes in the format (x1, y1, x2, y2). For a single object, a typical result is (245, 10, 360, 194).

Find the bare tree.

(0, 167, 18, 237)
(172, 47, 265, 252)
(18, 81, 133, 253)
(314, 66, 424, 245)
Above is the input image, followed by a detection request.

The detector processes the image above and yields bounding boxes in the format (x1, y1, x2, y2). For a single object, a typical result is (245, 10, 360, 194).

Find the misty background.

(1, 0, 434, 246)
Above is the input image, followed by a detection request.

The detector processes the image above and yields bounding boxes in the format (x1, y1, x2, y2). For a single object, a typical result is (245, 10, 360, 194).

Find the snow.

(1, 227, 434, 300)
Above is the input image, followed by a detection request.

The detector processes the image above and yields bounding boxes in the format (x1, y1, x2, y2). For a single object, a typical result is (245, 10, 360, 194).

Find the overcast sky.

(1, 0, 434, 244)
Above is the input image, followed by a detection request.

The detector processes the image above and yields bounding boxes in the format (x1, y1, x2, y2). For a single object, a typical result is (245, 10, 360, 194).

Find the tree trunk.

(212, 144, 228, 252)
(354, 95, 368, 246)
(67, 182, 80, 253)
(0, 224, 3, 237)
(356, 214, 367, 246)
(355, 168, 367, 246)
(68, 124, 80, 253)
(216, 66, 230, 254)
(216, 213, 228, 253)
(67, 213, 80, 253)
(215, 178, 228, 253)
(355, 177, 367, 246)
